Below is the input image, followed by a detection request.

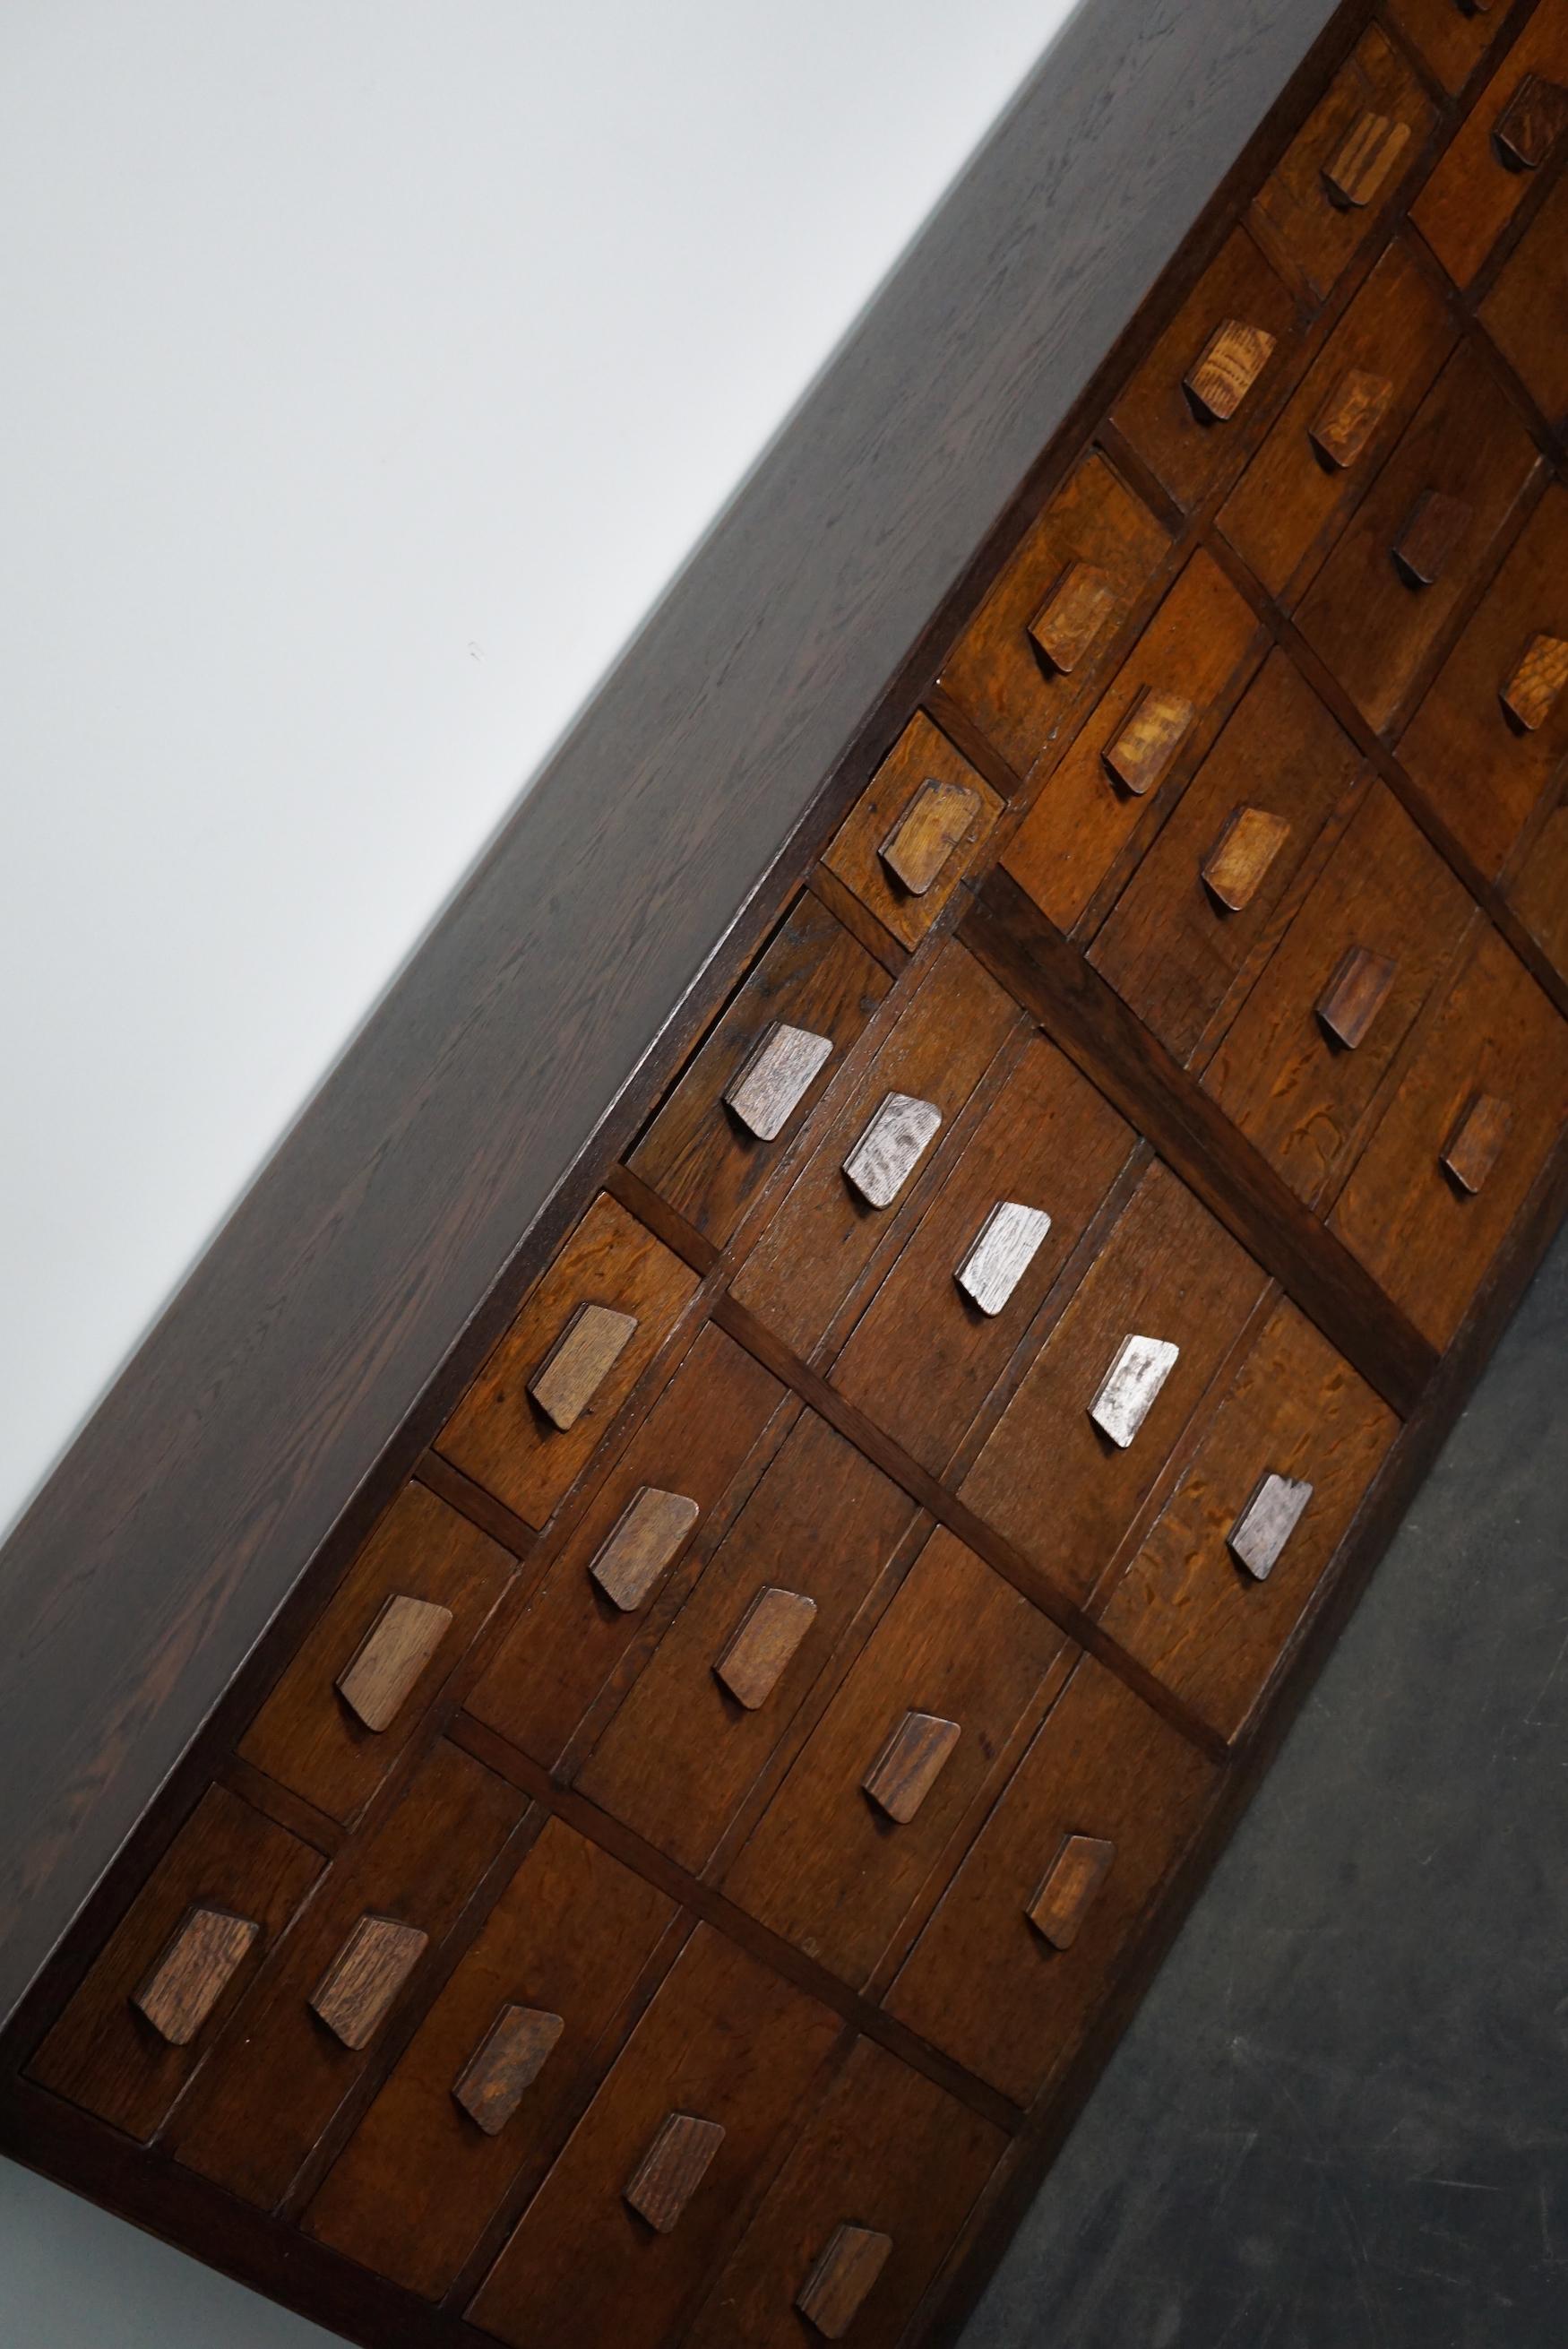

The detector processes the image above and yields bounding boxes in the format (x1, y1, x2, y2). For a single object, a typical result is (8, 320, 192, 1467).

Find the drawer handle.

(879, 778, 981, 896)
(725, 1020, 833, 1142)
(1442, 1090, 1512, 1194)
(133, 1906, 259, 2045)
(1029, 560, 1117, 675)
(1102, 686, 1197, 798)
(1317, 945, 1398, 1049)
(310, 1914, 428, 2050)
(1457, 0, 1497, 15)
(1228, 1471, 1314, 1583)
(863, 1711, 961, 1823)
(1322, 110, 1409, 209)
(1202, 805, 1292, 912)
(528, 1300, 639, 1432)
(842, 1092, 943, 1208)
(1184, 319, 1277, 424)
(714, 1586, 818, 1709)
(956, 1200, 1053, 1316)
(1309, 367, 1393, 471)
(1501, 634, 1568, 732)
(1494, 73, 1568, 172)
(336, 1593, 454, 1732)
(452, 2004, 564, 2135)
(797, 2224, 895, 2339)
(1090, 1334, 1179, 1448)
(1393, 489, 1470, 587)
(1026, 1833, 1117, 1950)
(589, 1485, 701, 1612)
(625, 2112, 727, 2232)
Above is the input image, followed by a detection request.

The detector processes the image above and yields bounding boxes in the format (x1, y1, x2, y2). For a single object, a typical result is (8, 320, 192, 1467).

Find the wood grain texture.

(842, 1094, 944, 1209)
(450, 2004, 564, 2136)
(309, 1916, 429, 2052)
(1024, 1835, 1117, 1952)
(1322, 109, 1409, 207)
(1414, 7, 1568, 286)
(1088, 1334, 1183, 1447)
(334, 1596, 454, 1735)
(1392, 488, 1473, 588)
(1308, 364, 1394, 469)
(1316, 944, 1400, 1048)
(795, 2224, 894, 2339)
(1492, 69, 1568, 169)
(1501, 635, 1568, 734)
(1027, 562, 1118, 674)
(1183, 319, 1278, 423)
(1507, 794, 1568, 984)
(1479, 168, 1568, 430)
(587, 1487, 702, 1613)
(625, 2112, 728, 2232)
(1249, 25, 1430, 295)
(861, 1714, 963, 1826)
(1383, 0, 1512, 97)
(1228, 1470, 1315, 1581)
(713, 1587, 820, 1712)
(527, 1303, 641, 1433)
(1102, 687, 1197, 795)
(132, 1909, 260, 2048)
(725, 1025, 836, 1144)
(822, 714, 1002, 952)
(1442, 1089, 1514, 1196)
(955, 1202, 1055, 1317)
(879, 780, 983, 896)
(1201, 804, 1294, 911)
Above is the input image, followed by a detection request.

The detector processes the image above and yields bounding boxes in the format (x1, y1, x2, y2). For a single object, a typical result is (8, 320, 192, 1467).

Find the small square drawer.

(1202, 781, 1474, 1210)
(463, 1326, 783, 1770)
(1330, 927, 1568, 1349)
(1109, 227, 1303, 514)
(630, 894, 891, 1248)
(1481, 167, 1568, 431)
(29, 1785, 324, 2143)
(1097, 1300, 1398, 1742)
(958, 1163, 1271, 1605)
(1413, 7, 1568, 291)
(1385, 0, 1520, 98)
(935, 452, 1171, 787)
(574, 1412, 918, 1875)
(1507, 791, 1568, 984)
(1295, 343, 1543, 738)
(685, 2037, 1006, 2349)
(822, 714, 1003, 952)
(436, 1194, 702, 1530)
(1090, 652, 1365, 1069)
(305, 1818, 676, 2301)
(1000, 549, 1266, 935)
(466, 1926, 840, 2349)
(721, 1528, 1066, 1991)
(885, 1654, 1220, 2107)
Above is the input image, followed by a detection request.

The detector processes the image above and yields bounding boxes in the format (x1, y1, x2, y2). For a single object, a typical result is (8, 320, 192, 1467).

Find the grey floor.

(958, 1228, 1568, 2348)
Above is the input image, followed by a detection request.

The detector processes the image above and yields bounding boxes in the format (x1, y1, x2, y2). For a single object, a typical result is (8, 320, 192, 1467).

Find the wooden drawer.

(821, 716, 1004, 953)
(721, 1528, 1065, 1991)
(1481, 165, 1568, 428)
(463, 1326, 783, 1769)
(305, 1818, 676, 2300)
(1109, 227, 1302, 514)
(166, 1740, 522, 2209)
(1295, 343, 1543, 738)
(829, 1036, 1133, 1478)
(1385, 0, 1520, 97)
(958, 1163, 1271, 1604)
(1398, 483, 1568, 880)
(1097, 1300, 1398, 1742)
(1202, 781, 1474, 1208)
(1330, 925, 1568, 1347)
(935, 453, 1171, 786)
(685, 2037, 1006, 2349)
(238, 1483, 516, 1827)
(728, 944, 1019, 1360)
(1413, 4, 1568, 290)
(1089, 653, 1365, 1068)
(436, 1194, 702, 1530)
(29, 1786, 323, 2143)
(574, 1412, 917, 1875)
(1217, 240, 1455, 608)
(885, 1654, 1219, 2107)
(466, 1925, 840, 2349)
(630, 894, 891, 1247)
(1507, 790, 1568, 981)
(999, 550, 1266, 935)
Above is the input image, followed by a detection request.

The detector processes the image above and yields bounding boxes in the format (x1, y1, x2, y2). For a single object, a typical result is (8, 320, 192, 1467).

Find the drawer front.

(685, 2037, 1006, 2349)
(830, 1037, 1134, 1476)
(721, 1529, 1065, 1991)
(575, 1412, 918, 1875)
(1413, 5, 1568, 290)
(885, 1654, 1219, 2106)
(822, 715, 1004, 952)
(958, 1164, 1270, 1603)
(464, 1326, 783, 1768)
(239, 1483, 516, 1826)
(466, 1926, 840, 2349)
(1330, 926, 1568, 1347)
(1385, 0, 1520, 96)
(1089, 653, 1365, 1068)
(1097, 1300, 1398, 1741)
(1202, 781, 1474, 1209)
(935, 452, 1172, 786)
(999, 550, 1266, 934)
(436, 1194, 702, 1530)
(1507, 792, 1568, 982)
(1249, 27, 1433, 303)
(630, 894, 891, 1247)
(305, 1819, 676, 2301)
(1480, 167, 1568, 432)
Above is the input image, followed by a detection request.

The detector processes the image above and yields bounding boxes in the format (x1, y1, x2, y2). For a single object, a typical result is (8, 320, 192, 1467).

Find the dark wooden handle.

(309, 1914, 427, 2050)
(133, 1906, 258, 2045)
(527, 1300, 638, 1431)
(714, 1586, 817, 1710)
(1442, 1091, 1512, 1195)
(1317, 946, 1398, 1049)
(1309, 367, 1392, 470)
(863, 1712, 961, 1823)
(452, 2004, 564, 2135)
(1494, 73, 1568, 171)
(624, 2112, 726, 2232)
(1026, 1835, 1117, 1950)
(797, 2224, 895, 2338)
(336, 1593, 453, 1732)
(1183, 318, 1276, 422)
(1501, 634, 1568, 732)
(1393, 489, 1470, 586)
(587, 1485, 700, 1612)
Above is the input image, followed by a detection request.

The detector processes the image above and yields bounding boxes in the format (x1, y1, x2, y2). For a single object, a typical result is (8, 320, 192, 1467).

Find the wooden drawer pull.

(1501, 635, 1568, 733)
(310, 1915, 428, 2050)
(1228, 1471, 1314, 1583)
(1317, 945, 1398, 1049)
(1495, 73, 1568, 172)
(1029, 560, 1116, 675)
(1458, 0, 1496, 16)
(1184, 319, 1277, 424)
(725, 1021, 833, 1142)
(863, 1711, 961, 1824)
(1202, 805, 1292, 912)
(625, 2112, 726, 2232)
(336, 1593, 454, 1732)
(452, 2004, 564, 2135)
(528, 1301, 638, 1431)
(1442, 1090, 1512, 1194)
(1309, 367, 1393, 471)
(842, 1092, 942, 1208)
(1026, 1834, 1117, 1950)
(1323, 111, 1409, 209)
(588, 1485, 700, 1611)
(797, 2224, 894, 2339)
(133, 1907, 259, 2046)
(880, 778, 981, 896)
(1090, 1334, 1179, 1448)
(714, 1586, 817, 1709)
(1393, 489, 1470, 587)
(956, 1200, 1052, 1316)
(1102, 686, 1196, 797)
